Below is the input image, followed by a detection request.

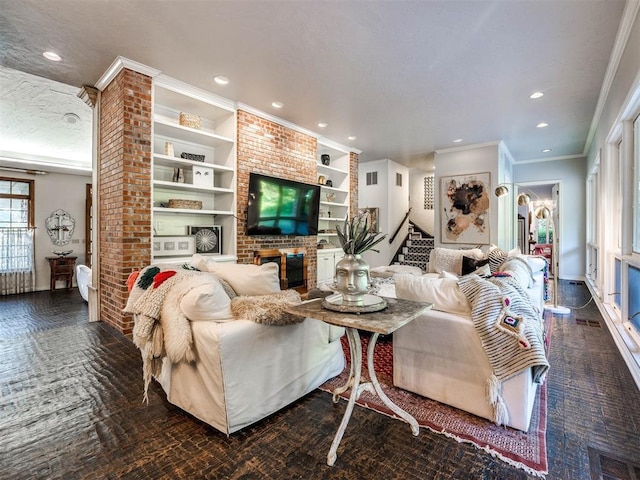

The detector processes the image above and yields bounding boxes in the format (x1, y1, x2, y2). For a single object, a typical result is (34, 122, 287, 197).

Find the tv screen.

(247, 173, 320, 236)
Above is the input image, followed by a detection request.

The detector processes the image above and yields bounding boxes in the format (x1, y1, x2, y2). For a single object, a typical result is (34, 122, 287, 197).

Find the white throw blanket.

(123, 266, 222, 401)
(457, 273, 549, 426)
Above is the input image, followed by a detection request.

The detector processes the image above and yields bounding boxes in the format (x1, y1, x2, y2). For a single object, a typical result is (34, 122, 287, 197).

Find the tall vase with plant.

(334, 214, 386, 303)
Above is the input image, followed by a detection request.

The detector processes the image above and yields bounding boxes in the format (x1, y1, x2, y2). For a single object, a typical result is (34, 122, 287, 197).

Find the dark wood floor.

(1, 281, 639, 479)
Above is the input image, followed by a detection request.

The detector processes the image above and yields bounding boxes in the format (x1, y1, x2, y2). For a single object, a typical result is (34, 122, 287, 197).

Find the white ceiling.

(0, 0, 630, 171)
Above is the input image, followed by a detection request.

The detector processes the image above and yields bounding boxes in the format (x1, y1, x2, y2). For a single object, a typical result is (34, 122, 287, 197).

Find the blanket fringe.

(487, 374, 509, 427)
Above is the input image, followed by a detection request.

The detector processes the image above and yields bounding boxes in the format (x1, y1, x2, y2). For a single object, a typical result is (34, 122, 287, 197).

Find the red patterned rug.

(319, 332, 549, 477)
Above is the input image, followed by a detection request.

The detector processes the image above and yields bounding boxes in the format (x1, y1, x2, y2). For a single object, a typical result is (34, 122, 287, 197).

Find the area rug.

(319, 332, 549, 477)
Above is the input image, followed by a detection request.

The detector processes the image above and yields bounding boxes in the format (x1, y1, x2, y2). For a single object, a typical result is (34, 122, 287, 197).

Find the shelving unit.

(315, 140, 351, 285)
(151, 76, 237, 263)
(317, 141, 350, 246)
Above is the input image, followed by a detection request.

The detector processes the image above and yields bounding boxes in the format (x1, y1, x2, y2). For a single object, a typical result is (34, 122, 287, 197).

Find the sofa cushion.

(371, 264, 423, 278)
(487, 247, 508, 273)
(191, 255, 281, 296)
(395, 274, 471, 315)
(180, 281, 234, 322)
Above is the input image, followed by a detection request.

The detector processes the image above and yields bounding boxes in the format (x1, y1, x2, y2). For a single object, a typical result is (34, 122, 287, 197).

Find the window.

(0, 177, 35, 276)
(366, 171, 378, 186)
(634, 114, 640, 253)
(396, 172, 402, 187)
(0, 177, 34, 227)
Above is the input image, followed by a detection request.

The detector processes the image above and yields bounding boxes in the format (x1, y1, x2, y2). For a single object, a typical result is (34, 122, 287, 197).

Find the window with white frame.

(634, 114, 640, 253)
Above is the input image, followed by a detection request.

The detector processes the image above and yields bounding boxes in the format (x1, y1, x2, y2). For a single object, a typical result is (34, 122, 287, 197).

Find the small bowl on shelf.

(52, 250, 73, 257)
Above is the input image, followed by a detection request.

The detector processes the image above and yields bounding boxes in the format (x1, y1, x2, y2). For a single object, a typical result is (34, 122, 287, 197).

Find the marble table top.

(286, 297, 432, 334)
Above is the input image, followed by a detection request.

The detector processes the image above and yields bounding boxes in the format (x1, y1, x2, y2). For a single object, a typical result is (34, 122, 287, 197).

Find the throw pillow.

(180, 281, 234, 322)
(487, 247, 508, 274)
(192, 256, 281, 296)
(461, 256, 490, 275)
(429, 247, 485, 275)
(395, 273, 471, 315)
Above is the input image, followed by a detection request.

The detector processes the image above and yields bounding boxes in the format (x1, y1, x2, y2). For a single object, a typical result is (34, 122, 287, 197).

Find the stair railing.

(389, 207, 412, 244)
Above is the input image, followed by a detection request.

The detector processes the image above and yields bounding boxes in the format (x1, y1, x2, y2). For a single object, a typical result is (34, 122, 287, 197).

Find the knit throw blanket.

(457, 273, 550, 426)
(123, 266, 221, 402)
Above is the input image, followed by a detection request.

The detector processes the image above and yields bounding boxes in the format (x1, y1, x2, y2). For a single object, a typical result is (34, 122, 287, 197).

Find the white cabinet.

(317, 249, 345, 285)
(317, 141, 350, 245)
(151, 76, 237, 263)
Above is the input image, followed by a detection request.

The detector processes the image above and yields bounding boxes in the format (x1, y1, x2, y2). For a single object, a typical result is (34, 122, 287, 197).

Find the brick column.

(349, 151, 359, 217)
(236, 110, 319, 288)
(98, 68, 152, 336)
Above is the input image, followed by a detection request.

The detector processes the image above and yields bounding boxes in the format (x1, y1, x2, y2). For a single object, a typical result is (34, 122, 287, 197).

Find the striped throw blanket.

(458, 273, 549, 426)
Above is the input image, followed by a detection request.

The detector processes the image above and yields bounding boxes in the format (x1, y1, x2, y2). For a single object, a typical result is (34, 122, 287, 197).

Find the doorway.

(515, 182, 560, 279)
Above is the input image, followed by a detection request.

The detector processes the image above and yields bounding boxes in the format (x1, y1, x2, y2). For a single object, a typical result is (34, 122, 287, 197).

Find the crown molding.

(154, 74, 236, 112)
(237, 102, 319, 139)
(94, 56, 161, 91)
(434, 140, 500, 155)
(583, 0, 640, 155)
(513, 153, 585, 165)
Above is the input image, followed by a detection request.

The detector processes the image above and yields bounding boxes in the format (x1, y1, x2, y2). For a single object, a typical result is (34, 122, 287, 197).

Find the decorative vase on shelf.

(333, 214, 386, 305)
(321, 154, 330, 166)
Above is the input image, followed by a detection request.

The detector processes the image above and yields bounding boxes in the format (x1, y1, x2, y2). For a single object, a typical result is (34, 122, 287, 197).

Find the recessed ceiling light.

(530, 92, 544, 99)
(43, 51, 62, 62)
(348, 136, 357, 141)
(452, 138, 463, 143)
(213, 75, 229, 85)
(537, 122, 549, 128)
(542, 148, 552, 153)
(271, 101, 283, 109)
(318, 122, 328, 128)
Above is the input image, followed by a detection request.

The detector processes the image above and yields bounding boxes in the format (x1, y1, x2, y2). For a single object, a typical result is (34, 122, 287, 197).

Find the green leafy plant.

(336, 214, 386, 255)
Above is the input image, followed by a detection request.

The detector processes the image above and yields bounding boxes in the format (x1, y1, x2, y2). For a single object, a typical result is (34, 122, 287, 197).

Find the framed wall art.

(154, 236, 195, 257)
(189, 226, 222, 254)
(440, 172, 490, 244)
(357, 207, 379, 233)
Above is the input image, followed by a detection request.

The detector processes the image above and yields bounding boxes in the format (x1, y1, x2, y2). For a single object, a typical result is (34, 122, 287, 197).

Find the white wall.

(409, 168, 435, 236)
(513, 157, 587, 279)
(358, 159, 409, 267)
(433, 143, 502, 249)
(6, 170, 91, 291)
(587, 8, 640, 171)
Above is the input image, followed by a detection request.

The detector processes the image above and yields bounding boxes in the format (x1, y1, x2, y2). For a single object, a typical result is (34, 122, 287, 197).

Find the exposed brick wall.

(98, 68, 152, 336)
(349, 151, 359, 216)
(236, 110, 319, 288)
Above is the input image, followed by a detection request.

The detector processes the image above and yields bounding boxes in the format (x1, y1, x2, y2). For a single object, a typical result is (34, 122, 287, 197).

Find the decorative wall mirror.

(45, 209, 75, 246)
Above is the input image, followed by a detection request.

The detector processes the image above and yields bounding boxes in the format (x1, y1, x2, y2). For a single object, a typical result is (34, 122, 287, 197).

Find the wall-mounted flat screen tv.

(247, 173, 320, 236)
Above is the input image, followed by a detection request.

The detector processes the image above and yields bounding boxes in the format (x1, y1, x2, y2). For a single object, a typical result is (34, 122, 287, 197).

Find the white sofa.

(384, 248, 548, 431)
(127, 257, 345, 435)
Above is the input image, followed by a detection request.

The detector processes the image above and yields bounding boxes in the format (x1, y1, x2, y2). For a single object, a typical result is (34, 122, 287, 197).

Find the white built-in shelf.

(318, 232, 338, 237)
(153, 154, 234, 171)
(153, 207, 234, 216)
(320, 200, 348, 208)
(154, 119, 234, 147)
(153, 180, 233, 194)
(321, 185, 349, 194)
(319, 217, 346, 222)
(317, 163, 349, 175)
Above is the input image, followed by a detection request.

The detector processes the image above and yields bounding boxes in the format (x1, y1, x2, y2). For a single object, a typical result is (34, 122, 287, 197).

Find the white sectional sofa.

(380, 247, 549, 431)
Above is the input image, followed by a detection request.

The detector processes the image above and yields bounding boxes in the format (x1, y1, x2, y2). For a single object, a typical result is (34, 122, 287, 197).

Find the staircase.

(392, 221, 434, 271)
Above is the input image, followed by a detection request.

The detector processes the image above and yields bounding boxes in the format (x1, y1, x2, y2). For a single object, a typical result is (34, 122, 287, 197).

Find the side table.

(46, 256, 77, 291)
(286, 296, 432, 466)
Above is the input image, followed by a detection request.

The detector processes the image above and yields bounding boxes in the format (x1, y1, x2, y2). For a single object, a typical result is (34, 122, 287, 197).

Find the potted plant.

(334, 214, 386, 302)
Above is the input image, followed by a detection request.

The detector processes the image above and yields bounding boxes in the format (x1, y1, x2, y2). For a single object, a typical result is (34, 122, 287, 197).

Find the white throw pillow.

(180, 282, 234, 322)
(395, 274, 471, 315)
(193, 257, 281, 296)
(428, 247, 485, 275)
